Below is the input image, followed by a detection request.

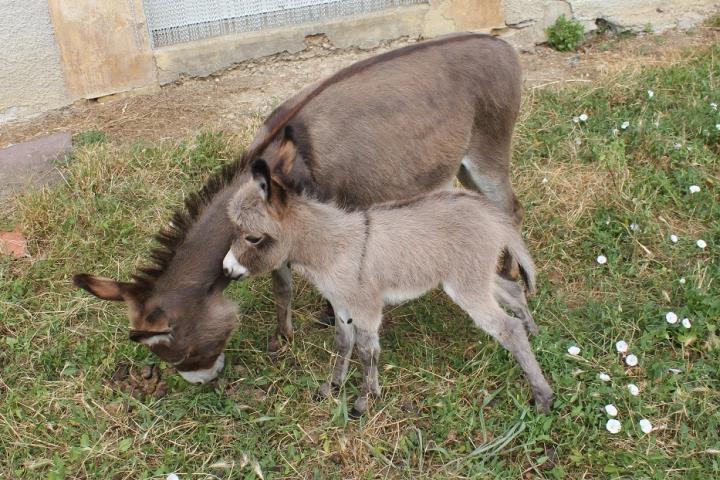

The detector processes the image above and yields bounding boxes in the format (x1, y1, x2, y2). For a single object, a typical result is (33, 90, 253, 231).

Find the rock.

(0, 229, 28, 257)
(0, 132, 72, 199)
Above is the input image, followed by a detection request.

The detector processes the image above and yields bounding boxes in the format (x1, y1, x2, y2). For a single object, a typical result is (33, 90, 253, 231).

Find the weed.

(546, 14, 585, 52)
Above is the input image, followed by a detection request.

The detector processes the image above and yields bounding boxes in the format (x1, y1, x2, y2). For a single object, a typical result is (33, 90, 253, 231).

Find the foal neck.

(287, 198, 366, 273)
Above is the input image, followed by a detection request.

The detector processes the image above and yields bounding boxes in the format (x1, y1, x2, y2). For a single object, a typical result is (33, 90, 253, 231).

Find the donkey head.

(73, 273, 237, 384)
(223, 137, 298, 281)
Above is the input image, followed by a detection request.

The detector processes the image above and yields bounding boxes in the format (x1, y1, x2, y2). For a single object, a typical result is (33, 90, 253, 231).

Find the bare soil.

(0, 27, 717, 148)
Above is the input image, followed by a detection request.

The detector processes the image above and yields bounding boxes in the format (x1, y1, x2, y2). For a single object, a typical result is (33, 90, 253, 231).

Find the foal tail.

(503, 226, 536, 294)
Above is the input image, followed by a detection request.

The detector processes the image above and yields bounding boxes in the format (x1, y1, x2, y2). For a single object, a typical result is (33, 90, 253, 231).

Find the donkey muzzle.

(223, 250, 249, 280)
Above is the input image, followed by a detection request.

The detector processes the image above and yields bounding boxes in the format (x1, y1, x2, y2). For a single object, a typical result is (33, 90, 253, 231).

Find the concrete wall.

(0, 0, 70, 123)
(502, 0, 719, 47)
(155, 1, 505, 85)
(0, 0, 717, 123)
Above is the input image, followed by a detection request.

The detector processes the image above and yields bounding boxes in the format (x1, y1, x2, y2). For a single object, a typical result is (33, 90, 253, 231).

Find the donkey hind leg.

(458, 139, 524, 282)
(445, 285, 553, 412)
(318, 299, 336, 327)
(351, 326, 382, 418)
(494, 275, 539, 336)
(269, 262, 293, 352)
(317, 313, 356, 400)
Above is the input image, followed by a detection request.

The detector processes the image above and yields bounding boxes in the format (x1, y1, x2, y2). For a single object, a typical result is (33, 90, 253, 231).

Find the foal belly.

(383, 286, 433, 305)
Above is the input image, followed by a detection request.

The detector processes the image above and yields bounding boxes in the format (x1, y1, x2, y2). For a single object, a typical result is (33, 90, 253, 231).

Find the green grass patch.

(1, 45, 719, 478)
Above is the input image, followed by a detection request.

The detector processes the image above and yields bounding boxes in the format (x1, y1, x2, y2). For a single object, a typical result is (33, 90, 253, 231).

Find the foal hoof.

(349, 407, 364, 419)
(534, 391, 554, 414)
(314, 382, 340, 401)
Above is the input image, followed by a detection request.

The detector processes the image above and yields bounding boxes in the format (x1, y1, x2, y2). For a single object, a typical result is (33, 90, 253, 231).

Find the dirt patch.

(107, 363, 168, 399)
(0, 28, 717, 148)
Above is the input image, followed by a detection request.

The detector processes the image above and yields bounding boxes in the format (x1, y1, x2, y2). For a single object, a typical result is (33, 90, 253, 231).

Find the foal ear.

(73, 274, 139, 301)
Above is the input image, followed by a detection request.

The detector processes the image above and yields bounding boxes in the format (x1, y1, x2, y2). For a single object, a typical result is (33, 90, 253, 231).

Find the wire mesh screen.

(144, 0, 428, 48)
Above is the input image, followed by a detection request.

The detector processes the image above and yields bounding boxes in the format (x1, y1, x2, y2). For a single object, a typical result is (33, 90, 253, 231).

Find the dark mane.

(132, 33, 495, 290)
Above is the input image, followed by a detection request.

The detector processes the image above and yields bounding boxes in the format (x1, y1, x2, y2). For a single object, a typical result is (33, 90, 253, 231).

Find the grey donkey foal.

(223, 158, 554, 415)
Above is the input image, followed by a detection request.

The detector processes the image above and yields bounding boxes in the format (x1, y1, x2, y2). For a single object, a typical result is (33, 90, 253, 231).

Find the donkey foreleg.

(269, 262, 293, 352)
(317, 315, 355, 399)
(351, 327, 381, 418)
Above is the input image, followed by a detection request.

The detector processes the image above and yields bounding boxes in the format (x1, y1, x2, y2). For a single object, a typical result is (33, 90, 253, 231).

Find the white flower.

(673, 143, 682, 150)
(647, 90, 654, 99)
(630, 223, 640, 232)
(605, 404, 618, 417)
(579, 113, 588, 122)
(596, 255, 608, 265)
(167, 474, 180, 480)
(625, 354, 638, 367)
(615, 340, 629, 353)
(639, 418, 653, 434)
(679, 277, 686, 284)
(621, 121, 630, 130)
(670, 234, 678, 243)
(542, 177, 549, 184)
(716, 123, 720, 131)
(606, 419, 622, 434)
(689, 185, 701, 193)
(682, 317, 691, 329)
(697, 239, 707, 249)
(568, 345, 581, 356)
(666, 312, 678, 324)
(627, 383, 640, 396)
(712, 102, 718, 111)
(599, 372, 611, 382)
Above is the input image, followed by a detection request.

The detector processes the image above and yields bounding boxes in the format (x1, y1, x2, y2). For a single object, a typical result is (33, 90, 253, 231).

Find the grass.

(1, 44, 719, 479)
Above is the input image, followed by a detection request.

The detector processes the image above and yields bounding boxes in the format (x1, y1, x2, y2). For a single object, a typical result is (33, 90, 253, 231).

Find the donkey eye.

(245, 235, 263, 245)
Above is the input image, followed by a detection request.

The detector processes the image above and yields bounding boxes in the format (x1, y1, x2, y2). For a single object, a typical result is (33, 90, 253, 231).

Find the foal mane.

(132, 33, 495, 290)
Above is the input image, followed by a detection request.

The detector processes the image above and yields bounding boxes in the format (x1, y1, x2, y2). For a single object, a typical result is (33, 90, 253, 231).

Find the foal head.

(224, 142, 298, 281)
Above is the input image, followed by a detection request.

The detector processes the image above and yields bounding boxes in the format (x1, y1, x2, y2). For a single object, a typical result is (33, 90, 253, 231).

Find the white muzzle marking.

(178, 352, 225, 384)
(223, 250, 249, 279)
(139, 333, 172, 347)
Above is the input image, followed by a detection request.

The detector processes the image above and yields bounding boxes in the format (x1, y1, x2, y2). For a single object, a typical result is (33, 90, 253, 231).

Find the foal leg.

(447, 284, 553, 412)
(269, 262, 293, 352)
(494, 275, 539, 336)
(351, 326, 382, 418)
(317, 313, 355, 399)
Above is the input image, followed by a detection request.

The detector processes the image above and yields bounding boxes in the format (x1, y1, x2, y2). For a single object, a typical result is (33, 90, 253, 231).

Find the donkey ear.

(251, 158, 272, 201)
(73, 274, 138, 301)
(275, 126, 298, 177)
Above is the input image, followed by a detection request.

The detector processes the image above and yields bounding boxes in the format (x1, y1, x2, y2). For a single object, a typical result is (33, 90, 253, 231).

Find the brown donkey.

(223, 157, 553, 415)
(74, 33, 525, 383)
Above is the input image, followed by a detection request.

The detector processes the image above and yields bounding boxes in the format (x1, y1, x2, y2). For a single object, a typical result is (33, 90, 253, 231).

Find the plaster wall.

(0, 0, 70, 123)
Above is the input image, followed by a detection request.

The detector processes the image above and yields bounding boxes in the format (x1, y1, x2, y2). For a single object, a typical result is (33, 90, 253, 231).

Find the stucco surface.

(0, 0, 70, 123)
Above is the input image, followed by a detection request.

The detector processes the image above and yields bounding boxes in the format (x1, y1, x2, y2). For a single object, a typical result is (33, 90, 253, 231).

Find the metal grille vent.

(143, 0, 427, 48)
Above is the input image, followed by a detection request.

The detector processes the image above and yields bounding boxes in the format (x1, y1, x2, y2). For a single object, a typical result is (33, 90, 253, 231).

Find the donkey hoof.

(268, 337, 284, 353)
(318, 311, 336, 327)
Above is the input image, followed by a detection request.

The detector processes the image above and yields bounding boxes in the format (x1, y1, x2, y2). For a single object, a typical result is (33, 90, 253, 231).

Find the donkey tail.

(504, 225, 536, 294)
